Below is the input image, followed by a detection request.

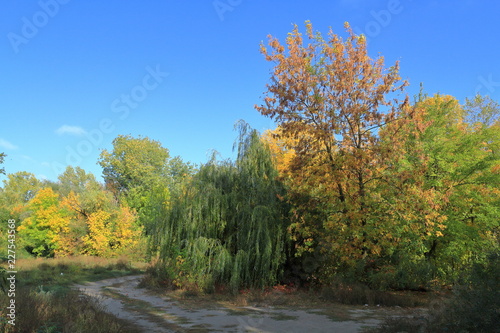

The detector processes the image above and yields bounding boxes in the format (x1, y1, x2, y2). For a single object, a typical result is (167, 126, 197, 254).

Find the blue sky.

(1, 0, 499, 183)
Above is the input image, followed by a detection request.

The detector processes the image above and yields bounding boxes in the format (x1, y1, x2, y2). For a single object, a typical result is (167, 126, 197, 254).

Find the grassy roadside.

(140, 262, 436, 328)
(0, 256, 147, 333)
(13, 256, 147, 290)
(140, 262, 434, 311)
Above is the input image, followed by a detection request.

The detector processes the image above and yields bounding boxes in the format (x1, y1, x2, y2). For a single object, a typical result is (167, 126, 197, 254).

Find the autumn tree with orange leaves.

(257, 21, 410, 273)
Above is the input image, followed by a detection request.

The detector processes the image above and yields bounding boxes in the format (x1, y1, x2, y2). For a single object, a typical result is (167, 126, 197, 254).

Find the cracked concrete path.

(74, 275, 385, 333)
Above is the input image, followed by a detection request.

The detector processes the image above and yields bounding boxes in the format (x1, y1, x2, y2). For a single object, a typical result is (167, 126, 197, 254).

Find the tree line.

(1, 22, 498, 291)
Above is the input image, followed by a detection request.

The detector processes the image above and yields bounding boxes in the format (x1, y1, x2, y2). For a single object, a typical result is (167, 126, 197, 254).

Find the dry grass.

(9, 255, 147, 291)
(15, 255, 148, 272)
(0, 287, 142, 333)
(0, 255, 148, 332)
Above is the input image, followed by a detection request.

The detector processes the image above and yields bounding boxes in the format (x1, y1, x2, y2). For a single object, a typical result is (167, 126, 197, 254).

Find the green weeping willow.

(148, 122, 289, 291)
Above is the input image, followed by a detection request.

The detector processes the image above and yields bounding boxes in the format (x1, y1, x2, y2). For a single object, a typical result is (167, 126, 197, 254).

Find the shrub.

(427, 251, 500, 332)
(139, 259, 176, 290)
(370, 251, 500, 332)
(319, 280, 426, 307)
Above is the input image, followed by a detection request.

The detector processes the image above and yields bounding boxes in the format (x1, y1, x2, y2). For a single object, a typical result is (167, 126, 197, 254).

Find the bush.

(373, 260, 436, 291)
(113, 258, 131, 271)
(427, 251, 500, 332)
(319, 280, 426, 307)
(370, 251, 500, 332)
(139, 259, 177, 290)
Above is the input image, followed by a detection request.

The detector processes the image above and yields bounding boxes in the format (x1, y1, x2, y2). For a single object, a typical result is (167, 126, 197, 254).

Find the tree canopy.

(98, 135, 171, 195)
(257, 22, 499, 288)
(1, 21, 498, 294)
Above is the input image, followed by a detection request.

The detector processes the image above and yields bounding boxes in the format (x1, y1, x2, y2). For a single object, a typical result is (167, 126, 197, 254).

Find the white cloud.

(0, 138, 18, 150)
(18, 155, 34, 161)
(56, 125, 87, 136)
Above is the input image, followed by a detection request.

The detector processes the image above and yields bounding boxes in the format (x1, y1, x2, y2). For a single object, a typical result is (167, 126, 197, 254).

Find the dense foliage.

(1, 22, 498, 297)
(257, 22, 499, 289)
(147, 123, 289, 291)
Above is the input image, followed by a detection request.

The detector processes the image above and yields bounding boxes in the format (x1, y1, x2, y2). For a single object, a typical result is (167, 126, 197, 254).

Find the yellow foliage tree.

(63, 189, 144, 258)
(82, 206, 143, 258)
(18, 187, 70, 257)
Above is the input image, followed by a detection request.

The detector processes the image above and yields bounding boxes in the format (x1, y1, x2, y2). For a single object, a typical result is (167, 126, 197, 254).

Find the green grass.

(0, 255, 147, 332)
(14, 255, 146, 288)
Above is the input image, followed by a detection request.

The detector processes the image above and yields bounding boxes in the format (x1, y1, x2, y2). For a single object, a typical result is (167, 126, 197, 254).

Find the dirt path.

(74, 275, 390, 333)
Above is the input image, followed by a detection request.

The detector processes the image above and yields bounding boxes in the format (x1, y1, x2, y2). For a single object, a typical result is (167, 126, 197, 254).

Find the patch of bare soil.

(74, 275, 424, 333)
